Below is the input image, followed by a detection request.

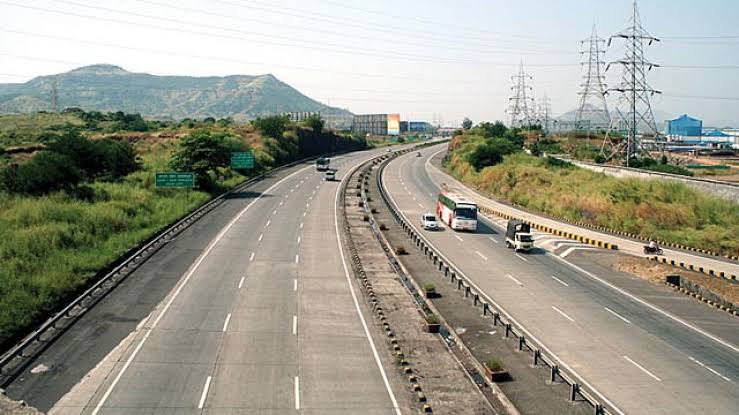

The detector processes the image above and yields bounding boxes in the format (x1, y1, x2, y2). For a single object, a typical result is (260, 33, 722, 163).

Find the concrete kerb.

(647, 255, 738, 283)
(377, 151, 615, 415)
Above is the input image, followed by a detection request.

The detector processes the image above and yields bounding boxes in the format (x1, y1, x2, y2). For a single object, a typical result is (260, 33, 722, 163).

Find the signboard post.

(231, 151, 255, 170)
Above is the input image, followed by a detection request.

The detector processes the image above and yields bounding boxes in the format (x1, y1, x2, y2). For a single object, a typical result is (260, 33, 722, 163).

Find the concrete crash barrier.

(663, 274, 739, 317)
(477, 206, 618, 251)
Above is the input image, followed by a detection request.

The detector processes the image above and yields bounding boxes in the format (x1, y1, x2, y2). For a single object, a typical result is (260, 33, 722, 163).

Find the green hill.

(0, 64, 352, 122)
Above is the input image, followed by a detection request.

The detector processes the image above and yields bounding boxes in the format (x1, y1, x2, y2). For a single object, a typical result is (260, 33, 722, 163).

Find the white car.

(421, 213, 438, 230)
(325, 170, 336, 181)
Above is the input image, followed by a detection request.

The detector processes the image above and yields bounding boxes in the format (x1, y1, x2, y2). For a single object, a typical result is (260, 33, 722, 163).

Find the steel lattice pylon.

(602, 0, 661, 166)
(506, 61, 534, 128)
(575, 25, 610, 131)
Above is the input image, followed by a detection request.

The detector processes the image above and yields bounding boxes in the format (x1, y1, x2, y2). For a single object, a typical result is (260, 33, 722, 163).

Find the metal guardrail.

(375, 150, 613, 415)
(0, 154, 322, 385)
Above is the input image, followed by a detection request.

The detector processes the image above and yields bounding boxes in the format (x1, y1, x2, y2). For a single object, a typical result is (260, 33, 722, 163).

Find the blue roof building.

(665, 114, 702, 137)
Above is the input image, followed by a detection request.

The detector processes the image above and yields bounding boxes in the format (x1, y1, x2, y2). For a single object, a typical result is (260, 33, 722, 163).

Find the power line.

(1, 0, 577, 67)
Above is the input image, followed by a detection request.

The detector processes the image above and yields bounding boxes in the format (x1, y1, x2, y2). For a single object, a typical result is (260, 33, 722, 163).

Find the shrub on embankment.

(446, 134, 739, 257)
(0, 115, 367, 349)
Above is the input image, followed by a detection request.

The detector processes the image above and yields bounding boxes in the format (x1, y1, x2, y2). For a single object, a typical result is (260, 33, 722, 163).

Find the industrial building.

(352, 113, 400, 136)
(665, 114, 702, 137)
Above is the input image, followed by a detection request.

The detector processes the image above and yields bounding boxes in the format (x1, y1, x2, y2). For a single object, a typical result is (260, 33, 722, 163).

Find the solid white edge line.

(623, 355, 662, 382)
(553, 254, 739, 354)
(198, 376, 212, 409)
(551, 275, 569, 287)
(385, 150, 626, 415)
(292, 315, 297, 335)
(552, 306, 575, 323)
(222, 313, 232, 332)
(334, 153, 402, 415)
(604, 307, 631, 324)
(425, 145, 739, 355)
(294, 376, 300, 410)
(90, 164, 312, 415)
(238, 276, 245, 289)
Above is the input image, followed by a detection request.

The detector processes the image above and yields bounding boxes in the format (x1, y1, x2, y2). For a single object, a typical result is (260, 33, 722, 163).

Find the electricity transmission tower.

(575, 25, 610, 132)
(602, 0, 661, 166)
(507, 61, 534, 128)
(50, 79, 60, 113)
(536, 94, 552, 132)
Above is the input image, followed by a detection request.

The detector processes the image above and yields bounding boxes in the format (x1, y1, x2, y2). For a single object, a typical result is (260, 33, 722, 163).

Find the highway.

(27, 149, 404, 414)
(381, 144, 739, 415)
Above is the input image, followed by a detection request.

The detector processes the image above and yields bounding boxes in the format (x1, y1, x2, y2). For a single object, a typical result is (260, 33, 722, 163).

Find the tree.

(170, 130, 241, 184)
(0, 153, 82, 195)
(466, 138, 518, 170)
(462, 117, 473, 130)
(303, 114, 324, 133)
(253, 115, 290, 139)
(478, 121, 507, 138)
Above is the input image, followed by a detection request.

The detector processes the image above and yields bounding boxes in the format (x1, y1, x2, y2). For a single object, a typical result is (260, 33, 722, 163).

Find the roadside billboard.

(387, 113, 400, 136)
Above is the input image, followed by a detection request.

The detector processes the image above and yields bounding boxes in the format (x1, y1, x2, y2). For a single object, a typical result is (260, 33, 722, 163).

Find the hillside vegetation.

(0, 110, 366, 349)
(446, 125, 739, 257)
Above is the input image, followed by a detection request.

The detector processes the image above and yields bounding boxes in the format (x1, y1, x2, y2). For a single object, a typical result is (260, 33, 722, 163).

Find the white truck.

(505, 220, 534, 252)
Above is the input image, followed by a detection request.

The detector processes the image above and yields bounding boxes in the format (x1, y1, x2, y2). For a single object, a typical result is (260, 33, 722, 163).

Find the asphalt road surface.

(11, 148, 405, 414)
(381, 144, 739, 415)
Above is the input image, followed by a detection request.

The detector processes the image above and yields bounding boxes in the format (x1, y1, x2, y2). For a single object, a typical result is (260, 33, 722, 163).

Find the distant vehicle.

(386, 148, 392, 153)
(416, 152, 421, 157)
(643, 242, 663, 255)
(437, 192, 477, 231)
(325, 169, 336, 181)
(505, 220, 534, 252)
(316, 157, 330, 171)
(421, 213, 438, 230)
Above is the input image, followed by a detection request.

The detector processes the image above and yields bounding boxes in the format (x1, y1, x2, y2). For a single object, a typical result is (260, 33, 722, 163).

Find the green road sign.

(231, 151, 255, 169)
(155, 172, 195, 188)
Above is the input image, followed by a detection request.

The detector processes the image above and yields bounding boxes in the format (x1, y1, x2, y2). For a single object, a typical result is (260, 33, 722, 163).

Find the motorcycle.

(643, 245, 664, 255)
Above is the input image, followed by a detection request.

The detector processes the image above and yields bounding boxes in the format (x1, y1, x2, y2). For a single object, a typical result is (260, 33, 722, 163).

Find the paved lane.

(48, 150, 402, 415)
(381, 146, 739, 415)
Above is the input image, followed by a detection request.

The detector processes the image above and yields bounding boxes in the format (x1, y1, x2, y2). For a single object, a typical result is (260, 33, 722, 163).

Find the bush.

(485, 358, 504, 372)
(253, 115, 290, 139)
(0, 152, 82, 195)
(641, 163, 694, 177)
(425, 313, 440, 324)
(423, 283, 436, 293)
(594, 154, 607, 164)
(467, 138, 518, 170)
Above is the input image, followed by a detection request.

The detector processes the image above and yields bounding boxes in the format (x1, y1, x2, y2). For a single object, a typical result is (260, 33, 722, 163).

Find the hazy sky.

(1, 0, 737, 126)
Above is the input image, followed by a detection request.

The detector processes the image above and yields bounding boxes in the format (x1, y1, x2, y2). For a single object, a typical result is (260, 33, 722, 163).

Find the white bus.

(436, 192, 478, 231)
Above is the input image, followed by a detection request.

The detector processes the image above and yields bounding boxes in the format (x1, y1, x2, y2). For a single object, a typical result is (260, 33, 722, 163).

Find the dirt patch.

(614, 256, 739, 305)
(0, 392, 43, 415)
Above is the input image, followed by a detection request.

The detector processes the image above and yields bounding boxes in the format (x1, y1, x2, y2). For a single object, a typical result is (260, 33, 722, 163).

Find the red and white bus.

(436, 192, 478, 231)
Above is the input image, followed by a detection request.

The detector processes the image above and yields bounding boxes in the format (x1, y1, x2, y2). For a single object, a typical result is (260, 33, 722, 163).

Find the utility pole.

(576, 25, 610, 133)
(50, 79, 59, 113)
(506, 61, 534, 128)
(602, 0, 660, 166)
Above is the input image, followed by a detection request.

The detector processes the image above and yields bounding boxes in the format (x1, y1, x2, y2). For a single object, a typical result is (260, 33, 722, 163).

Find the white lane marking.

(294, 278, 297, 291)
(258, 233, 263, 242)
(623, 355, 662, 382)
(386, 152, 625, 415)
(299, 222, 304, 229)
(474, 251, 488, 260)
(551, 275, 569, 287)
(222, 313, 232, 332)
(417, 203, 424, 208)
(488, 237, 498, 244)
(297, 236, 301, 244)
(553, 255, 739, 354)
(454, 235, 463, 242)
(238, 276, 245, 289)
(198, 376, 212, 409)
(273, 209, 277, 215)
(552, 306, 575, 323)
(292, 315, 297, 335)
(279, 201, 284, 206)
(604, 307, 632, 324)
(290, 188, 295, 193)
(294, 376, 300, 410)
(265, 220, 271, 228)
(514, 253, 528, 262)
(506, 274, 524, 286)
(335, 157, 402, 415)
(249, 252, 255, 262)
(295, 254, 299, 264)
(306, 202, 310, 208)
(689, 356, 731, 382)
(90, 164, 312, 415)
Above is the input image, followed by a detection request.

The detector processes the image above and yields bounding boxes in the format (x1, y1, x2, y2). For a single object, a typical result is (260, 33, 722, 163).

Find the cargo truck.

(505, 220, 534, 252)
